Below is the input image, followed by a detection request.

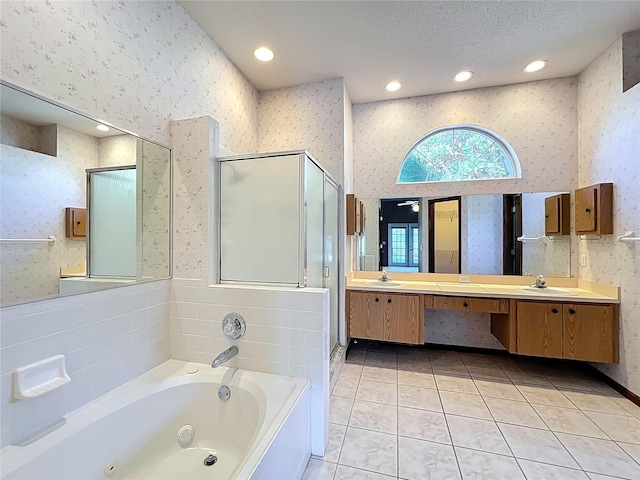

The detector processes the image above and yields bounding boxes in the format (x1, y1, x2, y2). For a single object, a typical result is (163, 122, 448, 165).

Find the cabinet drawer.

(433, 296, 509, 314)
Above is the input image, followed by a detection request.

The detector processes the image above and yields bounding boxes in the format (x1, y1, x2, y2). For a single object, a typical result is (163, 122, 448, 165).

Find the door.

(349, 291, 384, 340)
(383, 293, 422, 344)
(516, 302, 563, 358)
(428, 197, 461, 273)
(324, 179, 340, 353)
(87, 166, 137, 277)
(388, 223, 419, 268)
(563, 304, 617, 362)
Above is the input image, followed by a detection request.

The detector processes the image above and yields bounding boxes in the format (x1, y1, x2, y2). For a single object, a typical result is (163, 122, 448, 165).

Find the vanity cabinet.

(575, 183, 613, 235)
(516, 302, 563, 358)
(348, 291, 423, 344)
(512, 300, 618, 362)
(435, 296, 509, 314)
(544, 193, 570, 236)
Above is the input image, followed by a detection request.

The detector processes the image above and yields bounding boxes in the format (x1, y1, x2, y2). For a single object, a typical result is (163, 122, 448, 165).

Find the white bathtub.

(1, 360, 311, 479)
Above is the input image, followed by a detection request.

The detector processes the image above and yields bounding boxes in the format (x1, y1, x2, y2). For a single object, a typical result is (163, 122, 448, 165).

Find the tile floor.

(303, 342, 640, 480)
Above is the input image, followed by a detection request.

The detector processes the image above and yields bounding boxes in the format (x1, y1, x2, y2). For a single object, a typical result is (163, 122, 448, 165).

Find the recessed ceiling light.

(454, 70, 474, 82)
(524, 60, 548, 73)
(96, 124, 109, 132)
(385, 81, 402, 92)
(254, 46, 274, 62)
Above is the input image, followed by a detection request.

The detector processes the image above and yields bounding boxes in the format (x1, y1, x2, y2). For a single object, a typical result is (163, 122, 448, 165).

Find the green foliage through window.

(398, 126, 520, 183)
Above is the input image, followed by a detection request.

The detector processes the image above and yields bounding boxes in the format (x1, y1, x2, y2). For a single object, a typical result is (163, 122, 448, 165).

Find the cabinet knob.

(388, 298, 392, 303)
(585, 208, 591, 213)
(568, 308, 576, 315)
(375, 298, 379, 302)
(552, 308, 559, 314)
(463, 302, 469, 307)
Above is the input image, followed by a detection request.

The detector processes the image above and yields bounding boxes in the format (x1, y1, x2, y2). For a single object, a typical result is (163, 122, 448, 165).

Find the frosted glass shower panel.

(220, 156, 300, 284)
(305, 158, 325, 288)
(89, 168, 136, 277)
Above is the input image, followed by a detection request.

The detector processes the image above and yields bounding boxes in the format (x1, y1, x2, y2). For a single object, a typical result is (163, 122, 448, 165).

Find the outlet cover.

(580, 255, 587, 267)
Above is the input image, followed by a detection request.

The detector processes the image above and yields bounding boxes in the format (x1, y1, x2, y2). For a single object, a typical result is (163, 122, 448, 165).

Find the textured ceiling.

(180, 1, 640, 103)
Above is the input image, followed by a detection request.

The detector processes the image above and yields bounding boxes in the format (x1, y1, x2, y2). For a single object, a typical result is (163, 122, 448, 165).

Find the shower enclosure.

(218, 151, 341, 353)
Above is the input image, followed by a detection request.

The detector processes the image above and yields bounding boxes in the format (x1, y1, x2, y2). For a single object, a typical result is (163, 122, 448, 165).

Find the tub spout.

(211, 346, 239, 368)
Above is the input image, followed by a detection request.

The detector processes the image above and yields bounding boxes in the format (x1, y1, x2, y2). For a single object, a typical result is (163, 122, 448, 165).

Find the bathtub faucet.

(211, 346, 239, 368)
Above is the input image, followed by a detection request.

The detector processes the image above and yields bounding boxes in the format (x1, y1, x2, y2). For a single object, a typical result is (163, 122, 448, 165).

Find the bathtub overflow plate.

(177, 424, 194, 447)
(103, 460, 118, 478)
(222, 313, 246, 340)
(218, 385, 231, 401)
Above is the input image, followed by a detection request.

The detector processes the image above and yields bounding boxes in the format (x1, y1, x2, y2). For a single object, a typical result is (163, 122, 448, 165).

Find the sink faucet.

(379, 267, 390, 282)
(532, 275, 547, 288)
(211, 346, 239, 368)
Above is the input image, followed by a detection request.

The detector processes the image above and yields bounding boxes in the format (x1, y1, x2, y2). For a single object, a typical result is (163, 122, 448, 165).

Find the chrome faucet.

(211, 346, 239, 368)
(532, 275, 547, 288)
(379, 267, 390, 282)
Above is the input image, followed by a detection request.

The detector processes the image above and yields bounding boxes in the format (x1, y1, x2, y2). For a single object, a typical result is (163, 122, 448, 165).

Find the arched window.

(397, 125, 521, 184)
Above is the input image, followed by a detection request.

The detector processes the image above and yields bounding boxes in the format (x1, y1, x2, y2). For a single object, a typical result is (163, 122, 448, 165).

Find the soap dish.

(12, 354, 71, 400)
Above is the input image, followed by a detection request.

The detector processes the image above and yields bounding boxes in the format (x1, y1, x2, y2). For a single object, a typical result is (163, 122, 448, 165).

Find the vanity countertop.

(346, 278, 619, 304)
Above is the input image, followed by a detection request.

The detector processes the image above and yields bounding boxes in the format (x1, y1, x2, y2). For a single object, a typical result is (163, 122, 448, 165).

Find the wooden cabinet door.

(545, 196, 561, 235)
(516, 302, 563, 358)
(564, 304, 618, 363)
(384, 294, 423, 344)
(349, 291, 384, 340)
(575, 186, 598, 233)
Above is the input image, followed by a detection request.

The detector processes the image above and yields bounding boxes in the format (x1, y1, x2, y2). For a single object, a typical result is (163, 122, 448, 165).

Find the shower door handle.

(323, 266, 330, 278)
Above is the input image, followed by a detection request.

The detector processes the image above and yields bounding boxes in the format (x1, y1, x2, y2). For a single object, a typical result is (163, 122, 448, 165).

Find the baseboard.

(584, 364, 640, 407)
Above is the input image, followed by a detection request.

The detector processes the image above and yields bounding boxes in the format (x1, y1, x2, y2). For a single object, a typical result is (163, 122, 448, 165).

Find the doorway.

(379, 199, 420, 272)
(428, 197, 461, 274)
(503, 194, 523, 275)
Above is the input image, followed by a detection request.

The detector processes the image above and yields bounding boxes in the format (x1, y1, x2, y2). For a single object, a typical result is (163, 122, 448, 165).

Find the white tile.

(339, 427, 397, 477)
(499, 423, 579, 468)
(532, 404, 609, 439)
(330, 396, 354, 425)
(517, 459, 589, 480)
(398, 385, 442, 412)
(485, 396, 548, 429)
(398, 436, 461, 480)
(334, 465, 395, 480)
(616, 441, 640, 464)
(303, 458, 337, 480)
(323, 423, 347, 463)
(556, 432, 640, 479)
(474, 378, 526, 401)
(349, 400, 397, 434)
(361, 365, 397, 384)
(455, 447, 526, 480)
(560, 389, 633, 416)
(356, 380, 397, 405)
(516, 384, 576, 408)
(435, 374, 479, 394)
(583, 411, 640, 444)
(333, 376, 359, 398)
(398, 407, 451, 444)
(439, 390, 492, 420)
(446, 415, 511, 455)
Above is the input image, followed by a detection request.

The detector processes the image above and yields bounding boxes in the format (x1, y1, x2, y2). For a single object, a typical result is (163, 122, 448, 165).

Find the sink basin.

(364, 280, 404, 287)
(520, 286, 579, 296)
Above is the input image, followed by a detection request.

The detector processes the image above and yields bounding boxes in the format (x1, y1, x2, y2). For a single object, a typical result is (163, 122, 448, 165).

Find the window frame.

(396, 124, 522, 185)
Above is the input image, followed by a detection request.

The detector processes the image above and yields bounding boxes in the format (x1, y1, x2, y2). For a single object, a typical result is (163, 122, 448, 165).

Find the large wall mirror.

(357, 193, 571, 277)
(0, 81, 171, 306)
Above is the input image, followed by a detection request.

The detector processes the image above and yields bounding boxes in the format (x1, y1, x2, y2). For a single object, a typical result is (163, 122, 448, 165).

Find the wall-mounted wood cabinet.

(544, 193, 570, 235)
(575, 183, 613, 234)
(346, 194, 363, 236)
(348, 291, 423, 344)
(65, 207, 86, 239)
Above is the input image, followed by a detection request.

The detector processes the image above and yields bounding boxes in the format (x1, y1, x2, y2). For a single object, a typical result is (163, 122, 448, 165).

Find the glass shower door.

(87, 167, 136, 277)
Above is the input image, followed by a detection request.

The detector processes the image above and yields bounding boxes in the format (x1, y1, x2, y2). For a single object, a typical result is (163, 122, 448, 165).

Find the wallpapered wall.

(1, 124, 97, 303)
(258, 78, 346, 185)
(353, 77, 578, 199)
(578, 37, 640, 394)
(0, 0, 259, 154)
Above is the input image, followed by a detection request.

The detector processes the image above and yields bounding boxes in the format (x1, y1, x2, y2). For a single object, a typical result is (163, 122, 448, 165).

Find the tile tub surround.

(170, 279, 330, 456)
(303, 342, 640, 480)
(0, 279, 171, 447)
